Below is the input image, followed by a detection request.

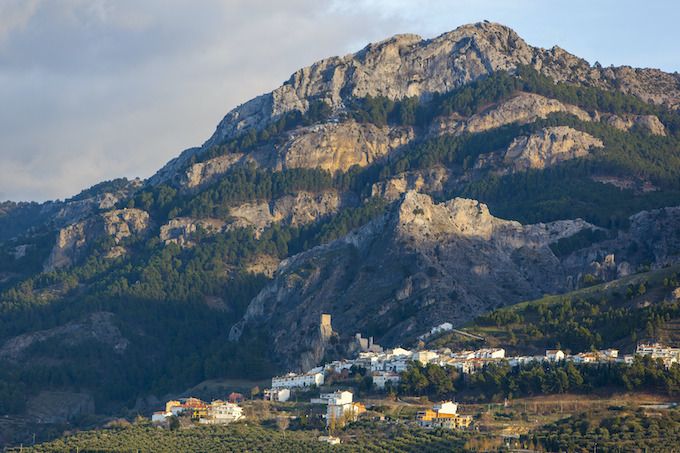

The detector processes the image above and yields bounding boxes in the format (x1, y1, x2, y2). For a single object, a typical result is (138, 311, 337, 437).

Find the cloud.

(0, 0, 39, 44)
(0, 0, 677, 201)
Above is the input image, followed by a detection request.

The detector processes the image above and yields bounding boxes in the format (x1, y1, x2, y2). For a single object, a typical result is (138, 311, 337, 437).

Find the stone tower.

(320, 313, 332, 341)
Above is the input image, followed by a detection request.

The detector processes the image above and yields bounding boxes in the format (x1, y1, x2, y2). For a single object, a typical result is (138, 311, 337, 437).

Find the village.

(147, 315, 680, 445)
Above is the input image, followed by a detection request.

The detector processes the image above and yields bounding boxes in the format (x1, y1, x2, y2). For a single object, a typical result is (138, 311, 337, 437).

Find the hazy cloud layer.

(0, 0, 677, 201)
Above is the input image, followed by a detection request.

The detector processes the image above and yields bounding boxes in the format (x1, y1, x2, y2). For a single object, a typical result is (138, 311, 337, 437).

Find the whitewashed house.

(272, 370, 324, 389)
(545, 349, 565, 361)
(264, 388, 290, 402)
(199, 400, 243, 425)
(372, 371, 401, 389)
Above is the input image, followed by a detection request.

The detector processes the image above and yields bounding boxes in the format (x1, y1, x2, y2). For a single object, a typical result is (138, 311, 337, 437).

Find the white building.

(324, 391, 365, 427)
(151, 411, 169, 423)
(413, 350, 440, 365)
(385, 357, 410, 373)
(474, 348, 505, 359)
(571, 349, 620, 364)
(419, 322, 454, 340)
(390, 347, 412, 357)
(264, 388, 290, 402)
(433, 401, 458, 415)
(272, 370, 324, 389)
(324, 360, 354, 373)
(636, 342, 680, 367)
(372, 371, 401, 389)
(312, 391, 353, 405)
(199, 401, 244, 425)
(545, 349, 565, 362)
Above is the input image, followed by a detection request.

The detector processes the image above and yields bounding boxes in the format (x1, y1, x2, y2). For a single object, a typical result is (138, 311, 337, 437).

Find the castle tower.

(320, 313, 332, 341)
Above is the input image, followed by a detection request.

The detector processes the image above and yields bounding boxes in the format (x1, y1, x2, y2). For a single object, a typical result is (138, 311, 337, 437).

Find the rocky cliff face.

(273, 121, 414, 172)
(159, 217, 227, 247)
(431, 92, 592, 136)
(228, 190, 348, 234)
(182, 153, 244, 189)
(158, 190, 351, 245)
(502, 126, 604, 171)
(231, 191, 595, 370)
(600, 113, 667, 136)
(371, 167, 450, 201)
(45, 208, 150, 271)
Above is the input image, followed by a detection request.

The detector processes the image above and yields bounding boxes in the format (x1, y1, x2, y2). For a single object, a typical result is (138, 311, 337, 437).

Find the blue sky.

(0, 0, 677, 201)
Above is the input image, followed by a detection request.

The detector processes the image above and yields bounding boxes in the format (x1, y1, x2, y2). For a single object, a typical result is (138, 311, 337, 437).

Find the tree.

(250, 385, 260, 400)
(276, 415, 290, 438)
(168, 415, 180, 431)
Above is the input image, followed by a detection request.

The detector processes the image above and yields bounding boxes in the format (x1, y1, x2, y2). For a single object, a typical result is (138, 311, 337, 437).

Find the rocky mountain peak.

(202, 22, 537, 148)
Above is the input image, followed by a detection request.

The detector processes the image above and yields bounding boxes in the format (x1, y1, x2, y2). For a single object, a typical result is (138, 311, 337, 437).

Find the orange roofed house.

(417, 401, 472, 429)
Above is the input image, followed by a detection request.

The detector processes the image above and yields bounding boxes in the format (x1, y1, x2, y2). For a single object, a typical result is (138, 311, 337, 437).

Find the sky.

(0, 0, 678, 202)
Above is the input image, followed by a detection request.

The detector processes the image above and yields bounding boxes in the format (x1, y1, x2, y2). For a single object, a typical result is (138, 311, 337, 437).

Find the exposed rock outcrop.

(273, 121, 414, 172)
(45, 208, 150, 271)
(558, 206, 680, 282)
(101, 209, 150, 242)
(502, 126, 603, 171)
(371, 167, 450, 201)
(229, 190, 348, 234)
(159, 217, 227, 247)
(431, 92, 592, 136)
(52, 179, 142, 226)
(182, 153, 244, 189)
(600, 113, 667, 136)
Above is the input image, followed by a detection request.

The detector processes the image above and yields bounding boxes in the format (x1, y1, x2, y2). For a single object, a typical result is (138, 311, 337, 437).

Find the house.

(199, 400, 243, 425)
(272, 370, 325, 389)
(507, 356, 541, 367)
(636, 342, 680, 367)
(413, 350, 439, 365)
(545, 349, 565, 362)
(384, 357, 410, 373)
(572, 352, 598, 364)
(151, 411, 169, 423)
(372, 371, 401, 389)
(317, 391, 366, 427)
(572, 349, 620, 364)
(418, 322, 454, 340)
(183, 397, 209, 419)
(324, 360, 354, 373)
(434, 401, 458, 415)
(163, 397, 208, 418)
(264, 388, 290, 402)
(600, 349, 619, 359)
(165, 400, 184, 416)
(416, 400, 472, 430)
(474, 348, 505, 359)
(390, 347, 412, 357)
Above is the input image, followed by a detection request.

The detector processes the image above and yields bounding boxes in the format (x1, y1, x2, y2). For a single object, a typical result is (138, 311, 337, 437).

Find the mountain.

(1, 21, 680, 445)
